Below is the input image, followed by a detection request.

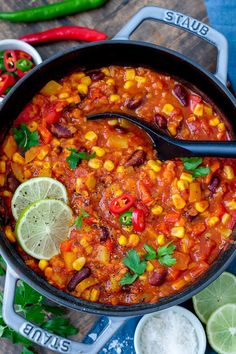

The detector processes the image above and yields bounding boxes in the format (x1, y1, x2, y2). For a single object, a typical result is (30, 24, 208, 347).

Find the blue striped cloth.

(84, 2, 236, 352)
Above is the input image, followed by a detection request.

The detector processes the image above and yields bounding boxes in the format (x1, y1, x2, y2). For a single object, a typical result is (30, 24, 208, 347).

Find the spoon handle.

(176, 140, 236, 158)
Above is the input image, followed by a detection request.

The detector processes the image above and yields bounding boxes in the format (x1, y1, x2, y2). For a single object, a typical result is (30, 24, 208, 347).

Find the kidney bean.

(208, 176, 220, 193)
(126, 98, 143, 110)
(148, 269, 167, 286)
(100, 226, 109, 242)
(154, 114, 167, 129)
(114, 126, 127, 134)
(88, 70, 105, 81)
(50, 123, 74, 138)
(125, 150, 147, 167)
(67, 267, 91, 292)
(172, 84, 189, 106)
(7, 173, 20, 192)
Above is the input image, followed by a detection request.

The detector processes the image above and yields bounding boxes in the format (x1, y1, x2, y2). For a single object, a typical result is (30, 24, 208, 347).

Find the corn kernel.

(44, 267, 53, 278)
(117, 166, 125, 173)
(122, 225, 133, 233)
(139, 274, 147, 281)
(172, 194, 186, 210)
(218, 123, 226, 132)
(180, 172, 193, 183)
(85, 174, 96, 191)
(72, 256, 86, 271)
(162, 103, 174, 115)
(125, 69, 136, 80)
(27, 121, 38, 132)
(38, 259, 49, 271)
(13, 152, 25, 165)
(58, 92, 69, 99)
(151, 205, 163, 215)
(38, 147, 49, 160)
(223, 165, 234, 180)
(195, 200, 209, 213)
(128, 234, 140, 247)
(80, 238, 89, 248)
(135, 76, 146, 84)
(85, 131, 98, 142)
(103, 160, 115, 172)
(88, 158, 102, 169)
(82, 289, 91, 300)
(101, 68, 110, 76)
(0, 175, 5, 187)
(75, 178, 83, 193)
(168, 124, 177, 136)
(106, 78, 115, 85)
(204, 105, 213, 115)
(146, 261, 154, 272)
(52, 138, 60, 146)
(209, 117, 220, 126)
(114, 189, 123, 197)
(43, 162, 51, 169)
(108, 119, 118, 126)
(147, 160, 161, 172)
(90, 288, 100, 302)
(225, 201, 236, 210)
(85, 246, 93, 255)
(207, 216, 220, 227)
(118, 235, 127, 246)
(177, 179, 188, 191)
(92, 146, 105, 157)
(81, 76, 92, 86)
(157, 234, 165, 246)
(171, 226, 185, 238)
(124, 80, 135, 89)
(109, 94, 120, 103)
(221, 228, 232, 238)
(77, 84, 88, 95)
(2, 190, 12, 197)
(0, 161, 6, 173)
(24, 170, 32, 179)
(193, 103, 203, 117)
(72, 72, 85, 80)
(5, 226, 16, 243)
(222, 213, 231, 225)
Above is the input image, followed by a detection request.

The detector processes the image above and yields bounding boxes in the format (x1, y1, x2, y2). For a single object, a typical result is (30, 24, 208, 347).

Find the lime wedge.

(16, 199, 73, 260)
(207, 303, 236, 354)
(193, 272, 236, 324)
(11, 177, 68, 220)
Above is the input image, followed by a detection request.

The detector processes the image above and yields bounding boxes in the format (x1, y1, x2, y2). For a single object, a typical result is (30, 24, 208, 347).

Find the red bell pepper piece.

(44, 104, 61, 125)
(132, 209, 145, 232)
(38, 124, 52, 144)
(4, 50, 17, 72)
(0, 73, 16, 95)
(109, 194, 135, 214)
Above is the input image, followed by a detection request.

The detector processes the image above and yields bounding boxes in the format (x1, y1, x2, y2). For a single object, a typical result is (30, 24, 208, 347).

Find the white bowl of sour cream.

(134, 306, 206, 354)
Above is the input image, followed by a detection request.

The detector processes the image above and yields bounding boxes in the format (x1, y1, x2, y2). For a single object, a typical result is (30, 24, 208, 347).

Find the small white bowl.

(134, 306, 206, 354)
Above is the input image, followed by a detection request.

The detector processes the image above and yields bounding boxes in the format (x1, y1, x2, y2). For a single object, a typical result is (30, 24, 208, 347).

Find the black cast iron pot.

(0, 6, 235, 354)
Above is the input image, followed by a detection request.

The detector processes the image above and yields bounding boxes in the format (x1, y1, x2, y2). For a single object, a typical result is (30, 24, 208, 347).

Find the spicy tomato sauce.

(1, 66, 236, 305)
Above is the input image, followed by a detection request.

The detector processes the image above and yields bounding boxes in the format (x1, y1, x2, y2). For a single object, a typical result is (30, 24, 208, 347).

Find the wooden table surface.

(0, 0, 216, 353)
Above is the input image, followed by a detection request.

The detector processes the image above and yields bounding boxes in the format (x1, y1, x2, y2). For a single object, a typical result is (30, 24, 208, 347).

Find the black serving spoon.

(87, 112, 236, 161)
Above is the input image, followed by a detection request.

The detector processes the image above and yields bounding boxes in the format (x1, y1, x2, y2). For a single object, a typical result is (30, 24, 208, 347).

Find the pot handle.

(113, 6, 228, 85)
(2, 267, 126, 354)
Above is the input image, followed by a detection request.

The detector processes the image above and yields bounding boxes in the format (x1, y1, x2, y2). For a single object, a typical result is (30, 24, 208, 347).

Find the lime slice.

(16, 199, 73, 260)
(193, 272, 236, 324)
(12, 177, 68, 220)
(207, 303, 236, 354)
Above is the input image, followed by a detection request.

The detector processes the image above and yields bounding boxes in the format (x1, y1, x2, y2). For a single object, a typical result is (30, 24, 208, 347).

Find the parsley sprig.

(120, 250, 146, 285)
(74, 209, 90, 230)
(13, 124, 40, 152)
(144, 242, 176, 266)
(0, 256, 78, 353)
(66, 148, 96, 169)
(182, 157, 210, 178)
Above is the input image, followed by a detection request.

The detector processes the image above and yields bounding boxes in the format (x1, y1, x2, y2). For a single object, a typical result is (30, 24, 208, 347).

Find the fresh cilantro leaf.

(0, 325, 5, 336)
(123, 249, 146, 275)
(192, 166, 211, 178)
(66, 148, 96, 169)
(157, 242, 176, 258)
(0, 255, 6, 276)
(15, 282, 43, 308)
(158, 254, 177, 267)
(182, 157, 202, 171)
(42, 317, 78, 337)
(43, 305, 66, 316)
(21, 347, 34, 354)
(74, 209, 90, 230)
(13, 124, 39, 152)
(25, 305, 45, 325)
(120, 273, 138, 286)
(144, 244, 157, 260)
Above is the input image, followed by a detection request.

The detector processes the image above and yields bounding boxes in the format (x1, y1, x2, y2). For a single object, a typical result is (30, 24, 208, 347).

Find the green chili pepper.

(0, 0, 107, 22)
(119, 211, 133, 226)
(4, 86, 13, 94)
(0, 59, 6, 71)
(0, 51, 4, 59)
(16, 58, 33, 72)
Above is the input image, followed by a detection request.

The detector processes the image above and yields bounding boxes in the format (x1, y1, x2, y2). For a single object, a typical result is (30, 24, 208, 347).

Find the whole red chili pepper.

(19, 26, 107, 44)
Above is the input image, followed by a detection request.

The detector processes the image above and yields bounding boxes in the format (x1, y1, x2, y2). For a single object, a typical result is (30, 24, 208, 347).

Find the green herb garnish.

(74, 209, 90, 230)
(13, 123, 40, 152)
(144, 242, 176, 267)
(120, 249, 146, 285)
(182, 157, 210, 178)
(66, 148, 96, 169)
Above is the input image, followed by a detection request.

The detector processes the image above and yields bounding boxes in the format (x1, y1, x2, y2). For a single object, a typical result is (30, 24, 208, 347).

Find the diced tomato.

(15, 103, 36, 124)
(38, 124, 52, 144)
(60, 239, 73, 252)
(189, 261, 209, 278)
(189, 94, 201, 111)
(44, 104, 61, 125)
(173, 251, 190, 270)
(138, 181, 153, 205)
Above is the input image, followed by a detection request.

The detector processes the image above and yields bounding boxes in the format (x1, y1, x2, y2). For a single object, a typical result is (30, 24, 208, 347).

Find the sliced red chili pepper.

(4, 50, 17, 72)
(0, 73, 16, 95)
(132, 209, 145, 232)
(109, 194, 135, 214)
(15, 50, 32, 61)
(16, 68, 26, 78)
